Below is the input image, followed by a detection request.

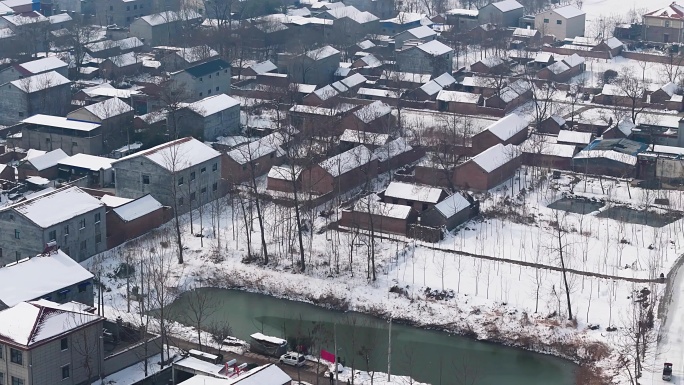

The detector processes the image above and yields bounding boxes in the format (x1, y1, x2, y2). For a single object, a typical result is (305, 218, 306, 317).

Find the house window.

(64, 225, 69, 235)
(666, 20, 671, 27)
(48, 230, 56, 241)
(10, 349, 22, 365)
(109, 5, 113, 10)
(11, 377, 22, 385)
(216, 72, 219, 76)
(201, 187, 207, 194)
(126, 5, 130, 10)
(190, 192, 196, 201)
(14, 230, 19, 239)
(178, 177, 184, 186)
(46, 138, 50, 142)
(212, 182, 217, 191)
(72, 142, 77, 147)
(134, 4, 137, 9)
(190, 171, 196, 181)
(224, 70, 227, 73)
(556, 19, 562, 24)
(178, 197, 184, 206)
(199, 92, 203, 97)
(208, 89, 212, 95)
(96, 234, 102, 244)
(543, 18, 549, 23)
(79, 219, 86, 229)
(80, 240, 87, 250)
(201, 167, 206, 173)
(142, 175, 150, 184)
(14, 252, 20, 261)
(199, 77, 203, 81)
(209, 74, 212, 78)
(212, 163, 217, 171)
(60, 338, 68, 351)
(215, 86, 219, 91)
(95, 213, 101, 223)
(241, 165, 246, 171)
(61, 365, 70, 380)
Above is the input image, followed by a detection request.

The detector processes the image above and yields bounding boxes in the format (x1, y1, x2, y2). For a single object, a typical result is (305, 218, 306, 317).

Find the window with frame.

(190, 172, 196, 181)
(96, 234, 102, 244)
(94, 213, 101, 223)
(543, 18, 549, 23)
(178, 197, 184, 206)
(556, 19, 562, 24)
(212, 182, 217, 191)
(61, 365, 69, 380)
(80, 240, 86, 250)
(109, 5, 113, 10)
(60, 338, 68, 351)
(10, 377, 22, 385)
(64, 225, 69, 235)
(78, 283, 88, 293)
(666, 20, 671, 27)
(212, 163, 218, 171)
(215, 87, 219, 91)
(142, 175, 150, 184)
(126, 5, 130, 10)
(48, 230, 56, 241)
(201, 187, 206, 194)
(10, 349, 22, 365)
(201, 167, 206, 173)
(208, 89, 212, 95)
(178, 177, 184, 186)
(79, 219, 86, 229)
(190, 192, 196, 201)
(14, 230, 19, 239)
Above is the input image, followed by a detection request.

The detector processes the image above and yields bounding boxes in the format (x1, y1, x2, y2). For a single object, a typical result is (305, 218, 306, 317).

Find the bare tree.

(182, 286, 217, 351)
(547, 211, 574, 320)
(614, 67, 646, 124)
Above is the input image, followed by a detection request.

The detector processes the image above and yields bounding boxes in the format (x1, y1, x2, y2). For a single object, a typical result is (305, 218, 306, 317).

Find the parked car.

(663, 362, 673, 381)
(280, 352, 306, 367)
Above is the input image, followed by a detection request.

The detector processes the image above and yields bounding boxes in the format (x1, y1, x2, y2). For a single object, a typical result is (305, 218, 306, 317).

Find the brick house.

(17, 148, 69, 180)
(472, 113, 528, 154)
(603, 119, 635, 140)
(340, 193, 418, 236)
(0, 300, 104, 385)
(0, 71, 71, 126)
(100, 52, 143, 79)
(421, 192, 478, 231)
(383, 181, 447, 212)
(112, 137, 222, 214)
(301, 145, 378, 195)
(339, 129, 390, 151)
(0, 56, 68, 85)
(572, 138, 647, 177)
(484, 79, 533, 112)
(520, 134, 576, 170)
(373, 137, 422, 173)
(470, 56, 506, 74)
(105, 194, 168, 248)
(453, 143, 521, 191)
(536, 54, 585, 83)
(302, 85, 340, 106)
(650, 82, 678, 104)
(338, 101, 393, 134)
(160, 45, 219, 72)
(436, 90, 482, 114)
(266, 165, 301, 193)
(0, 186, 107, 263)
(222, 133, 286, 185)
(538, 115, 566, 134)
(393, 25, 437, 47)
(642, 2, 684, 43)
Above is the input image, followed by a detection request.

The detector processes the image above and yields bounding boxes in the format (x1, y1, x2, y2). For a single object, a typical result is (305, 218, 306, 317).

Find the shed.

(106, 194, 168, 248)
(421, 192, 477, 230)
(572, 138, 648, 177)
(383, 181, 447, 212)
(453, 143, 521, 191)
(472, 113, 529, 154)
(340, 193, 418, 236)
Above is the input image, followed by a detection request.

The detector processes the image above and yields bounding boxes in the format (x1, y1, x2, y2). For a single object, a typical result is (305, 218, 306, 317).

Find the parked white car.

(279, 352, 306, 367)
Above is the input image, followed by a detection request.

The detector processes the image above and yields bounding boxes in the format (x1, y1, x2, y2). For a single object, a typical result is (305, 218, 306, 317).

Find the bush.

(603, 69, 618, 84)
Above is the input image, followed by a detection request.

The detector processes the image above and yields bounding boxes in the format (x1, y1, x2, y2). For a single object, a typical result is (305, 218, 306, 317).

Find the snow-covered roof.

(601, 83, 628, 96)
(319, 145, 377, 177)
(574, 149, 637, 165)
(380, 71, 431, 83)
(331, 81, 348, 93)
(357, 40, 375, 49)
(497, 79, 531, 103)
(25, 149, 46, 160)
(446, 8, 478, 16)
(82, 97, 133, 120)
(476, 56, 504, 68)
(0, 300, 101, 346)
(614, 119, 635, 137)
(385, 181, 443, 203)
(306, 45, 339, 60)
(312, 85, 339, 101)
(561, 53, 584, 68)
(250, 332, 286, 345)
(248, 60, 277, 74)
(23, 115, 100, 132)
(602, 37, 623, 49)
(100, 194, 133, 208)
(26, 149, 69, 171)
(190, 94, 240, 117)
(0, 250, 93, 308)
(267, 165, 302, 181)
(81, 84, 140, 98)
(17, 56, 67, 74)
(341, 73, 367, 88)
(225, 364, 291, 385)
(287, 7, 311, 16)
(115, 137, 221, 171)
(353, 194, 413, 219)
(357, 54, 382, 68)
(339, 129, 389, 146)
(335, 66, 352, 77)
(353, 101, 392, 123)
(416, 40, 452, 56)
(324, 5, 378, 23)
(482, 113, 528, 141)
(174, 45, 218, 63)
(436, 90, 480, 103)
(552, 5, 585, 19)
(651, 144, 684, 156)
(373, 137, 412, 162)
(521, 141, 576, 157)
(644, 2, 684, 19)
(357, 87, 394, 98)
(113, 194, 163, 222)
(549, 115, 566, 125)
(420, 80, 442, 96)
(546, 60, 571, 74)
(10, 71, 69, 93)
(434, 192, 471, 218)
(404, 25, 436, 39)
(106, 52, 139, 67)
(534, 52, 553, 63)
(512, 27, 537, 37)
(2, 12, 48, 26)
(659, 81, 678, 97)
(8, 186, 103, 228)
(471, 143, 518, 172)
(491, 0, 523, 12)
(58, 153, 113, 171)
(139, 10, 200, 26)
(381, 12, 428, 25)
(433, 72, 456, 87)
(557, 130, 592, 145)
(226, 133, 285, 165)
(117, 37, 144, 50)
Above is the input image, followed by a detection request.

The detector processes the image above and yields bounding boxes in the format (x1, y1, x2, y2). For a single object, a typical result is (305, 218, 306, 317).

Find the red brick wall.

(471, 130, 501, 154)
(453, 156, 520, 191)
(106, 207, 170, 249)
(267, 177, 296, 193)
(340, 209, 413, 236)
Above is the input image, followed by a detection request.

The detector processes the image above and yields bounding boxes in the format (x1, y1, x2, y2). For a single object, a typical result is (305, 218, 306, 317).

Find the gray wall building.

(478, 0, 524, 28)
(169, 59, 231, 102)
(0, 71, 71, 126)
(286, 45, 340, 86)
(94, 0, 153, 26)
(20, 115, 105, 156)
(396, 40, 454, 76)
(0, 186, 107, 264)
(176, 94, 241, 141)
(129, 10, 201, 46)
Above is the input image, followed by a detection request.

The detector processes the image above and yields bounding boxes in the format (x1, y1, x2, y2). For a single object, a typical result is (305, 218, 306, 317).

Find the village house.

(420, 192, 478, 231)
(484, 79, 533, 112)
(129, 10, 202, 46)
(383, 181, 447, 212)
(0, 71, 71, 126)
(66, 97, 135, 154)
(535, 5, 586, 40)
(0, 56, 68, 84)
(445, 8, 479, 31)
(510, 27, 541, 47)
(302, 145, 379, 195)
(173, 362, 291, 385)
(470, 56, 507, 74)
(303, 85, 340, 106)
(603, 119, 636, 140)
(105, 194, 168, 248)
(266, 165, 302, 193)
(170, 59, 232, 102)
(289, 104, 354, 135)
(57, 153, 115, 188)
(649, 82, 682, 110)
(538, 115, 566, 134)
(379, 12, 431, 34)
(0, 300, 104, 385)
(339, 129, 390, 151)
(572, 138, 648, 177)
(393, 25, 437, 47)
(94, 0, 153, 26)
(85, 40, 123, 59)
(436, 90, 482, 114)
(0, 249, 94, 309)
(340, 193, 418, 236)
(395, 40, 453, 76)
(0, 186, 107, 263)
(174, 94, 241, 140)
(112, 137, 222, 214)
(19, 115, 106, 156)
(373, 137, 421, 173)
(317, 5, 380, 39)
(520, 134, 576, 170)
(557, 130, 594, 149)
(222, 133, 287, 184)
(242, 60, 278, 77)
(478, 0, 524, 28)
(414, 72, 457, 101)
(453, 143, 521, 191)
(17, 148, 69, 179)
(536, 53, 585, 83)
(339, 101, 393, 134)
(642, 2, 684, 43)
(472, 113, 529, 154)
(160, 45, 219, 72)
(286, 45, 341, 86)
(100, 52, 143, 79)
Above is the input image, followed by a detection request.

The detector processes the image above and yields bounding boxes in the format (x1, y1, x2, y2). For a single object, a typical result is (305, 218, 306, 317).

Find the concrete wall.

(103, 335, 162, 376)
(21, 126, 104, 156)
(0, 65, 68, 85)
(171, 69, 231, 102)
(0, 83, 71, 126)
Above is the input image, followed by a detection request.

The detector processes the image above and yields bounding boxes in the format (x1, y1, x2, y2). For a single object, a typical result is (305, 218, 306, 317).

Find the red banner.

(321, 349, 335, 363)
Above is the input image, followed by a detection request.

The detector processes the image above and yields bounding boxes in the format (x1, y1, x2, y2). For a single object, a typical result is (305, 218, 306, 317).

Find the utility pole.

(334, 322, 338, 383)
(387, 316, 392, 382)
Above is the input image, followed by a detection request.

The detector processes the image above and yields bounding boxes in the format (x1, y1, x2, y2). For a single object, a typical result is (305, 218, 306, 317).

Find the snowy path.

(651, 257, 684, 384)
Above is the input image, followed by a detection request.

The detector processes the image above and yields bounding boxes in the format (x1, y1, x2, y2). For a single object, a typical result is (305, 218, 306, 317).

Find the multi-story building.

(128, 10, 201, 46)
(111, 137, 222, 214)
(0, 71, 71, 126)
(643, 2, 684, 43)
(0, 186, 107, 264)
(286, 45, 340, 86)
(478, 0, 523, 28)
(94, 0, 153, 26)
(534, 5, 585, 40)
(19, 115, 105, 156)
(169, 59, 232, 102)
(395, 40, 453, 76)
